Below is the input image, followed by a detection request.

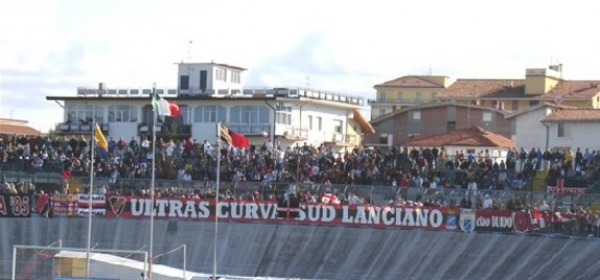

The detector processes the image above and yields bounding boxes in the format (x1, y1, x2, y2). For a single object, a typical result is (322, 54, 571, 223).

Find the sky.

(1, 0, 600, 133)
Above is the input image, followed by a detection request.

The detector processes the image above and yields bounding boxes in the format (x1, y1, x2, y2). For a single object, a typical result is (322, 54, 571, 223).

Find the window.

(413, 111, 421, 120)
(108, 105, 138, 122)
(380, 93, 387, 102)
(194, 105, 226, 123)
(308, 115, 313, 130)
(180, 75, 190, 90)
(379, 135, 389, 145)
(317, 116, 322, 131)
(334, 120, 343, 133)
(397, 92, 403, 102)
(415, 92, 422, 102)
(447, 121, 456, 131)
(558, 123, 566, 137)
(229, 105, 270, 134)
(557, 123, 572, 138)
(66, 104, 104, 124)
(215, 68, 227, 81)
(179, 105, 192, 125)
(408, 133, 421, 140)
(275, 104, 292, 125)
(231, 71, 241, 84)
(483, 112, 492, 122)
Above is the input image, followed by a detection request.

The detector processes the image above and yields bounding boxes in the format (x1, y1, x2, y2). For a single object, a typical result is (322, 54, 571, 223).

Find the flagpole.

(86, 118, 96, 278)
(213, 122, 221, 280)
(149, 83, 157, 280)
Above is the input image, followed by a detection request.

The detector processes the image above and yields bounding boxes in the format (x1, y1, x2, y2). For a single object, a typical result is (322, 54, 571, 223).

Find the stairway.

(531, 170, 548, 191)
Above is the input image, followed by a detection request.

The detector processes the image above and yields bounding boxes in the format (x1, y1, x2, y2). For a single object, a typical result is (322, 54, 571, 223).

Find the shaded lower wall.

(1, 217, 599, 280)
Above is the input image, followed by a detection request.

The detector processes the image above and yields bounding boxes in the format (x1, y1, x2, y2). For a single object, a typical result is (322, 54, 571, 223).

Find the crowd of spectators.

(2, 134, 600, 204)
(2, 134, 600, 237)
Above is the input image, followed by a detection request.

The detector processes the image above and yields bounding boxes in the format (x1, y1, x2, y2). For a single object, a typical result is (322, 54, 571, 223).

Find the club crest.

(109, 196, 127, 215)
(460, 209, 476, 232)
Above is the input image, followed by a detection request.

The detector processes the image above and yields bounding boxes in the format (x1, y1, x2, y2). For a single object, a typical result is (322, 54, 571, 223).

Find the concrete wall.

(1, 217, 599, 280)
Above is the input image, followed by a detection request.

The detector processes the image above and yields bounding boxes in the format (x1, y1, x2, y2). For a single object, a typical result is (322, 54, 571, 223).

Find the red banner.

(512, 209, 551, 233)
(104, 196, 456, 230)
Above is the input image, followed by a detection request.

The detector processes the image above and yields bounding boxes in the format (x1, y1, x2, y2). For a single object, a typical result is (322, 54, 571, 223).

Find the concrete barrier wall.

(1, 217, 599, 280)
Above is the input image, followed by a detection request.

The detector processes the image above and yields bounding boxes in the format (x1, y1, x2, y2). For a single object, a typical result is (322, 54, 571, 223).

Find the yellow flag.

(94, 123, 108, 150)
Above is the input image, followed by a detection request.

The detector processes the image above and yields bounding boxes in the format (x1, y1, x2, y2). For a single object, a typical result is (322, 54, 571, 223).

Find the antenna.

(187, 40, 193, 61)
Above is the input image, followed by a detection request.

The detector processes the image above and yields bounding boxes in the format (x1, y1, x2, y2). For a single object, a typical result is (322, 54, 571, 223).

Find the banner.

(76, 194, 106, 215)
(512, 209, 551, 233)
(0, 194, 32, 217)
(474, 209, 513, 232)
(104, 196, 457, 230)
(50, 194, 78, 216)
(546, 186, 586, 195)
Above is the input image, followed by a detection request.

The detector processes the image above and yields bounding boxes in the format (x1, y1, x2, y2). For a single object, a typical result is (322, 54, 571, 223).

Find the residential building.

(541, 109, 600, 150)
(369, 75, 449, 119)
(45, 62, 374, 152)
(0, 118, 43, 137)
(505, 103, 576, 151)
(436, 64, 600, 112)
(364, 102, 511, 146)
(404, 126, 516, 164)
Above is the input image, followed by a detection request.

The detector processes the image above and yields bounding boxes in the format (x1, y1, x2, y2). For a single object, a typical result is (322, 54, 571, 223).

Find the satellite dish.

(554, 96, 563, 104)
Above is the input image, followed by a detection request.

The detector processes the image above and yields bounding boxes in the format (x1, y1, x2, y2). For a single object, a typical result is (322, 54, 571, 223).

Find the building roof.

(436, 79, 526, 99)
(504, 102, 578, 119)
(0, 118, 43, 136)
(374, 76, 445, 89)
(405, 126, 516, 148)
(175, 61, 247, 71)
(370, 101, 507, 125)
(436, 79, 600, 101)
(542, 109, 600, 122)
(541, 80, 600, 99)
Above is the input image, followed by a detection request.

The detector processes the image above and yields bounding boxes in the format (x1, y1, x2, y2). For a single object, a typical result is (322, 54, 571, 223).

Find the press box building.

(46, 62, 374, 151)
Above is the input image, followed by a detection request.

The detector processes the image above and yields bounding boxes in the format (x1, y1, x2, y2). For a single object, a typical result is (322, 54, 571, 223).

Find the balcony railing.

(54, 122, 108, 134)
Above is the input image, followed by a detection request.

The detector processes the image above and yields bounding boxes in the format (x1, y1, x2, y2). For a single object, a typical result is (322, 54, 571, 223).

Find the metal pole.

(11, 246, 16, 280)
(183, 244, 187, 280)
(149, 83, 157, 280)
(86, 119, 96, 278)
(144, 251, 148, 280)
(213, 123, 221, 280)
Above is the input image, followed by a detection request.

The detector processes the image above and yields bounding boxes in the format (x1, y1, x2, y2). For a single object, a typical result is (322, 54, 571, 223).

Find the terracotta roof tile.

(375, 76, 445, 88)
(543, 109, 600, 122)
(436, 79, 526, 99)
(505, 102, 578, 119)
(437, 79, 600, 101)
(405, 126, 516, 148)
(542, 80, 600, 99)
(0, 122, 43, 136)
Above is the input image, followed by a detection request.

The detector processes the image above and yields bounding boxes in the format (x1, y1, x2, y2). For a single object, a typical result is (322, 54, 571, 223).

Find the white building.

(505, 102, 577, 151)
(541, 109, 600, 151)
(46, 62, 374, 151)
